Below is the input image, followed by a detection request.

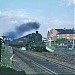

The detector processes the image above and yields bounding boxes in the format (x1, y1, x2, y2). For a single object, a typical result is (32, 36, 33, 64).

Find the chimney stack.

(36, 31, 38, 34)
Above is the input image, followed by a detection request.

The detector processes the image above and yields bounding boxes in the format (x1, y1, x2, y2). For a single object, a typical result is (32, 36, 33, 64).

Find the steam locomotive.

(9, 31, 46, 52)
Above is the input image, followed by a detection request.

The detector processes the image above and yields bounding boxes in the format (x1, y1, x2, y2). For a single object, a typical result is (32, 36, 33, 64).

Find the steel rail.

(26, 51, 75, 72)
(15, 51, 55, 75)
(13, 48, 75, 75)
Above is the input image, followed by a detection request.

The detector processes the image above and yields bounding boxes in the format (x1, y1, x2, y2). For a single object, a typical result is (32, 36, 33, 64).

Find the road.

(13, 47, 75, 75)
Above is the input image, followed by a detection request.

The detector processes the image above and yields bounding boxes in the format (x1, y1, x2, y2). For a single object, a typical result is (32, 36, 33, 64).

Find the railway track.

(14, 51, 54, 75)
(13, 48, 75, 75)
(25, 51, 75, 71)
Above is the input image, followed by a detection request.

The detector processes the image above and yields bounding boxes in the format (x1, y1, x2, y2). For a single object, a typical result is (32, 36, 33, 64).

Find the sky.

(0, 0, 75, 37)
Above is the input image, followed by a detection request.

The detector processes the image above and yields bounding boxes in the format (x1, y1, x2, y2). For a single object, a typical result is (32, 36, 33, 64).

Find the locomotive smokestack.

(36, 31, 38, 34)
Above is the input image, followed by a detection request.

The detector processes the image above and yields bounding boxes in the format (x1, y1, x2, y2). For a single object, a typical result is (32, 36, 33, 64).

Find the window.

(67, 34, 69, 36)
(67, 37, 69, 39)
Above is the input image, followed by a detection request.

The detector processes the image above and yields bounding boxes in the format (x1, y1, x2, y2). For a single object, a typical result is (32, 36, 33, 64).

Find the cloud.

(61, 0, 75, 6)
(0, 10, 74, 37)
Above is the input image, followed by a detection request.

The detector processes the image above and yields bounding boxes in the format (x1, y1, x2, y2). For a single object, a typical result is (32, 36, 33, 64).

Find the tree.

(56, 38, 68, 45)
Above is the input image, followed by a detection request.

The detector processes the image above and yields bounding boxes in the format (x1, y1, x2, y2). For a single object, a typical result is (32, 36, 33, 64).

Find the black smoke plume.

(6, 31, 17, 39)
(6, 22, 40, 39)
(16, 22, 40, 35)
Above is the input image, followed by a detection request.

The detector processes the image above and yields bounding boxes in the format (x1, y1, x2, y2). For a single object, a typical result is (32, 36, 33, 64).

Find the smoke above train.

(5, 22, 40, 39)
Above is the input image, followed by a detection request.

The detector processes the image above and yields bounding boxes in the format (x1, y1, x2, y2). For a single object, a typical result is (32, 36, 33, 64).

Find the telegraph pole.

(72, 28, 74, 49)
(0, 38, 2, 62)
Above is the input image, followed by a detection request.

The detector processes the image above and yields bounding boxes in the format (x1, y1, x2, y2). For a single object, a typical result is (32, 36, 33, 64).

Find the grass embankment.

(1, 45, 26, 75)
(0, 63, 26, 75)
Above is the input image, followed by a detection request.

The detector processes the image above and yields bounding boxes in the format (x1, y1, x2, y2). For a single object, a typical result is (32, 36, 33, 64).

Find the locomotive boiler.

(9, 31, 46, 52)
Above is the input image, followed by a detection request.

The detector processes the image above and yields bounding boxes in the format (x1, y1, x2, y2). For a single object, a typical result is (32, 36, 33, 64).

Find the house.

(47, 28, 75, 42)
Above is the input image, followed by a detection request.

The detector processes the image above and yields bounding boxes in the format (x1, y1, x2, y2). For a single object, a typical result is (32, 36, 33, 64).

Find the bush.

(48, 45, 55, 49)
(0, 66, 26, 75)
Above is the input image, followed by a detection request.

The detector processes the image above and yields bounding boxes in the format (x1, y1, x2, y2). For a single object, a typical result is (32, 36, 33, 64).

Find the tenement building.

(47, 28, 75, 43)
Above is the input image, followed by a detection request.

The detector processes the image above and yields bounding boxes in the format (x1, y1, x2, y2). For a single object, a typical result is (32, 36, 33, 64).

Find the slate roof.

(55, 29, 75, 34)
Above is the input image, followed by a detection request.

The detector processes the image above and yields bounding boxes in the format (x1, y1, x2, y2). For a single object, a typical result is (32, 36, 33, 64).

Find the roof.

(55, 29, 75, 34)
